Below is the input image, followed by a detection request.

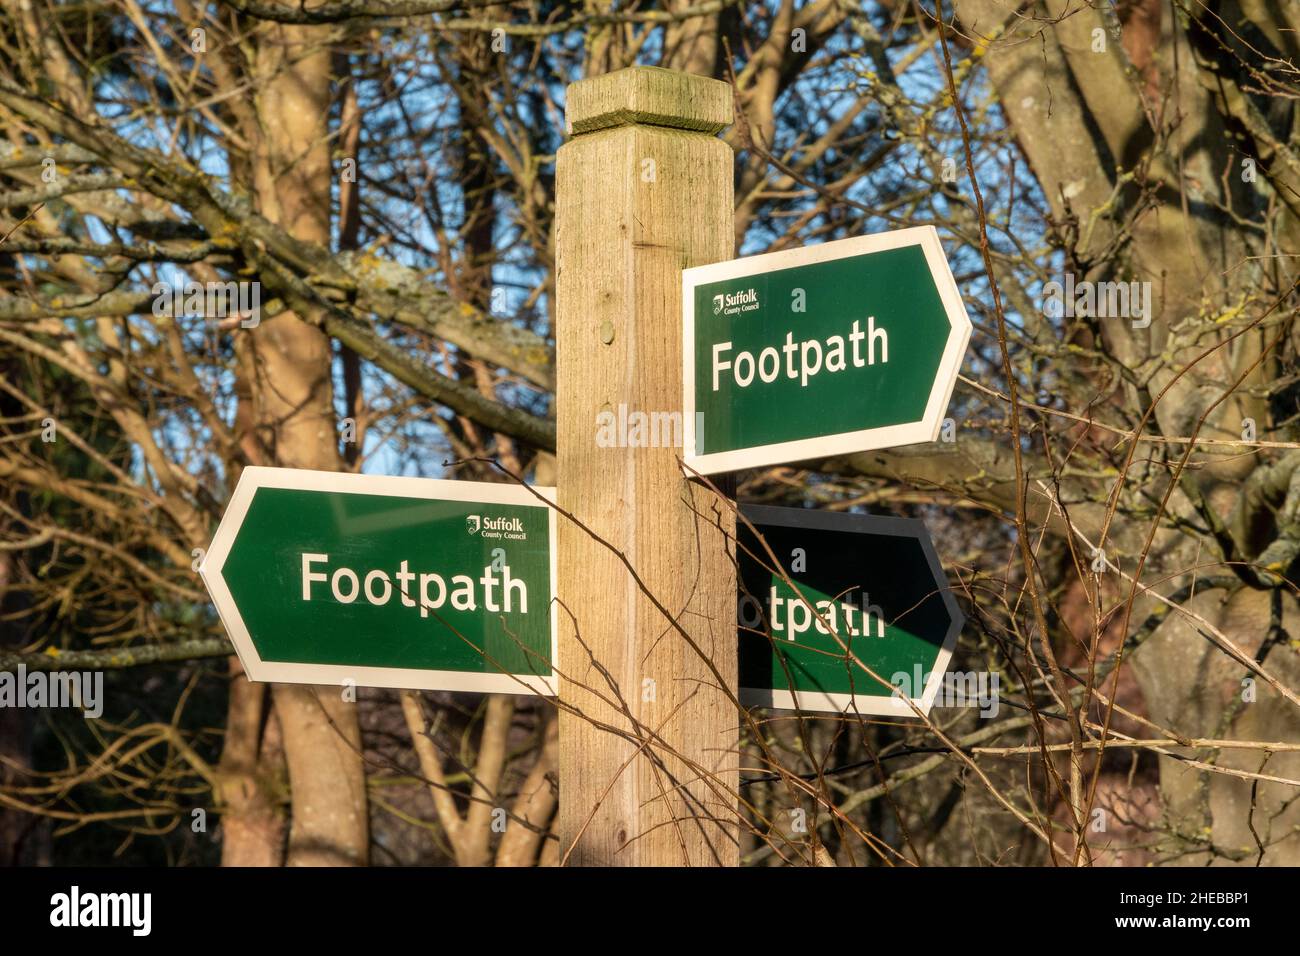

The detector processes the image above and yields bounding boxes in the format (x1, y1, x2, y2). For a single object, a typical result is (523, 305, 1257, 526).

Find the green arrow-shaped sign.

(738, 505, 964, 716)
(200, 467, 557, 695)
(684, 226, 971, 474)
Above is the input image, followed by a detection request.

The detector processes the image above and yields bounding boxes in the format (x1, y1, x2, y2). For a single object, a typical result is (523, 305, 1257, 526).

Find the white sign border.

(736, 504, 965, 718)
(200, 466, 559, 696)
(683, 225, 972, 475)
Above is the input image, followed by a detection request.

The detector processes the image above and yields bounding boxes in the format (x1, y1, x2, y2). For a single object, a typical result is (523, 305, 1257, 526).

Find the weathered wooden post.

(555, 66, 739, 866)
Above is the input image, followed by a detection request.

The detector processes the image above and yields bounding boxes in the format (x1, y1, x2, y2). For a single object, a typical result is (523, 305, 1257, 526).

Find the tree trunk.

(247, 21, 369, 868)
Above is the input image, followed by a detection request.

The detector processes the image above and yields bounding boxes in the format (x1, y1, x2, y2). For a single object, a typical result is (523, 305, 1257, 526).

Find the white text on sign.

(301, 554, 529, 617)
(738, 586, 887, 641)
(711, 317, 888, 391)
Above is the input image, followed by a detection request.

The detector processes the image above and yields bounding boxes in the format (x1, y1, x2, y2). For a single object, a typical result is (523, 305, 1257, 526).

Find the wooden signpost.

(555, 66, 739, 867)
(198, 65, 972, 869)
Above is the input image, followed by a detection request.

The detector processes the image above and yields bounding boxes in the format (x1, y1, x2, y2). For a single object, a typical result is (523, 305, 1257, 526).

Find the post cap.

(565, 66, 733, 136)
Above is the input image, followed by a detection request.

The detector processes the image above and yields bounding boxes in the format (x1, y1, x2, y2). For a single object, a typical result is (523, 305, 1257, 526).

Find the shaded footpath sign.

(200, 467, 557, 695)
(737, 505, 964, 717)
(683, 226, 970, 475)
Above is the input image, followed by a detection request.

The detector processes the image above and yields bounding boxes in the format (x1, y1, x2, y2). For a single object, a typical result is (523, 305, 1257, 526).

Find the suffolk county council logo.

(465, 514, 527, 541)
(712, 288, 760, 317)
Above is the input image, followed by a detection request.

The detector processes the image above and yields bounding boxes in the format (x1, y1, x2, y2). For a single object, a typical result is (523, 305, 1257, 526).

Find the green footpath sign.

(684, 226, 970, 474)
(200, 467, 557, 695)
(738, 505, 963, 716)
